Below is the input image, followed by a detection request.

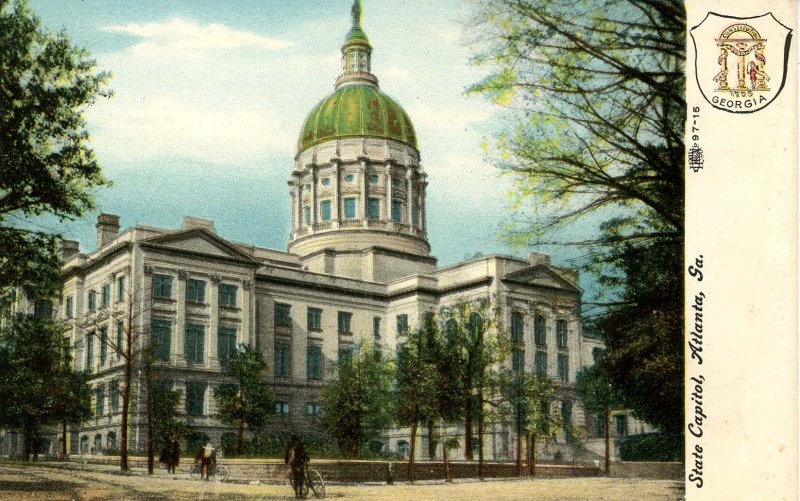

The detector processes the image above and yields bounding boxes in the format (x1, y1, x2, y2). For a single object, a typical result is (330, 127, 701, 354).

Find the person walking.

(285, 435, 309, 498)
(198, 441, 215, 480)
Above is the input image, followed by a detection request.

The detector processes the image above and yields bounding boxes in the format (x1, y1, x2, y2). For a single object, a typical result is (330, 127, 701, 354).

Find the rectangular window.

(307, 345, 323, 380)
(152, 274, 172, 299)
(304, 206, 311, 225)
(307, 307, 322, 330)
(274, 340, 290, 377)
(535, 351, 547, 376)
(614, 414, 628, 437)
(373, 317, 381, 340)
(557, 353, 569, 382)
(87, 291, 97, 312)
(391, 201, 402, 221)
(512, 348, 524, 372)
(337, 311, 352, 334)
(116, 322, 124, 358)
(101, 284, 110, 306)
(65, 296, 74, 318)
(151, 319, 171, 362)
(344, 198, 357, 219)
(186, 381, 206, 416)
(511, 311, 523, 342)
(306, 402, 322, 416)
(99, 326, 108, 366)
(338, 347, 353, 365)
(185, 324, 205, 364)
(320, 200, 332, 221)
(562, 401, 573, 442)
(86, 332, 94, 371)
(396, 314, 408, 336)
(275, 303, 292, 328)
(219, 283, 237, 308)
(218, 327, 237, 369)
(186, 278, 206, 303)
(367, 197, 380, 219)
(95, 384, 105, 416)
(556, 319, 568, 348)
(275, 401, 289, 415)
(533, 314, 546, 346)
(116, 276, 125, 302)
(110, 380, 120, 414)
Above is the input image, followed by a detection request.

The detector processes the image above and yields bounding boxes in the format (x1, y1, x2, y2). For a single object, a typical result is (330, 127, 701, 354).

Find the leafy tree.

(213, 344, 274, 455)
(468, 0, 684, 440)
(151, 383, 189, 454)
(0, 0, 110, 297)
(575, 364, 621, 475)
(321, 341, 394, 457)
(0, 313, 91, 460)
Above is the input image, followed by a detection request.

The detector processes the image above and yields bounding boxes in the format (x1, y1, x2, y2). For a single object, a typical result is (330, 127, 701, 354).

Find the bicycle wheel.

(308, 469, 325, 499)
(216, 464, 229, 482)
(189, 462, 201, 479)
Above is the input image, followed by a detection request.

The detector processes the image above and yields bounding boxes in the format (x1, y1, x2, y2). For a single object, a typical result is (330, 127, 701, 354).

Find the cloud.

(101, 18, 294, 52)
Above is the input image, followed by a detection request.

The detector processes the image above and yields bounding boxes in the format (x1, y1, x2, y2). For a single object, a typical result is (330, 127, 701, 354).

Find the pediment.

(143, 229, 255, 263)
(502, 265, 581, 292)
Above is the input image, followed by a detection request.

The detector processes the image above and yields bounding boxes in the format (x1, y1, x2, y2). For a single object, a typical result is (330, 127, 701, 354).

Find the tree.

(575, 364, 621, 475)
(468, 0, 684, 440)
(0, 0, 110, 297)
(321, 341, 394, 457)
(213, 344, 274, 455)
(0, 313, 91, 460)
(151, 382, 189, 456)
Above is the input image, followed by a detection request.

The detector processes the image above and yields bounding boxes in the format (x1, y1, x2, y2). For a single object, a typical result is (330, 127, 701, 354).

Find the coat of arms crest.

(691, 12, 792, 113)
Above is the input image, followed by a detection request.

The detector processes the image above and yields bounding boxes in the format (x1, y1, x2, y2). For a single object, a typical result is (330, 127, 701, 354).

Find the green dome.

(299, 84, 417, 151)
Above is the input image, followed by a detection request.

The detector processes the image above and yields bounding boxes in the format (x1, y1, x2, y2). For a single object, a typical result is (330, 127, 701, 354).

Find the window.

(307, 307, 322, 330)
(512, 348, 524, 372)
(338, 347, 353, 365)
(274, 340, 290, 377)
(367, 197, 380, 219)
(533, 314, 546, 345)
(396, 314, 408, 336)
(185, 324, 204, 364)
(468, 313, 483, 338)
(116, 276, 125, 302)
(422, 311, 435, 329)
(218, 327, 237, 369)
(557, 353, 569, 382)
(562, 401, 573, 442)
(34, 299, 52, 319)
(65, 296, 74, 318)
(592, 348, 604, 364)
(85, 332, 94, 371)
(275, 303, 291, 327)
(99, 326, 108, 366)
(535, 351, 547, 376)
(306, 402, 322, 416)
(110, 380, 120, 414)
(152, 274, 172, 299)
(219, 283, 237, 308)
(107, 432, 117, 450)
(186, 279, 206, 303)
(511, 312, 523, 342)
(595, 414, 606, 437)
(337, 311, 352, 334)
(95, 384, 105, 416)
(275, 401, 289, 415)
(321, 177, 331, 186)
(556, 319, 568, 348)
(101, 284, 110, 306)
(411, 202, 419, 226)
(320, 200, 332, 221)
(304, 206, 311, 225)
(116, 322, 124, 359)
(151, 319, 171, 362)
(373, 317, 381, 340)
(344, 198, 357, 219)
(391, 201, 402, 221)
(344, 173, 355, 183)
(186, 381, 206, 416)
(369, 174, 379, 184)
(87, 290, 97, 312)
(614, 414, 628, 437)
(94, 434, 102, 452)
(307, 345, 323, 380)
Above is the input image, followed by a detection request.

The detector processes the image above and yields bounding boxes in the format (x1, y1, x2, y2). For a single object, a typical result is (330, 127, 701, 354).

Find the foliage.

(321, 341, 395, 457)
(618, 432, 682, 461)
(0, 0, 110, 297)
(0, 313, 91, 459)
(574, 364, 621, 414)
(151, 384, 188, 452)
(468, 0, 684, 440)
(213, 344, 274, 454)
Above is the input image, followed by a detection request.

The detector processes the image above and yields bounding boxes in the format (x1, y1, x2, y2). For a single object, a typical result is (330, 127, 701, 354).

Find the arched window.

(93, 434, 102, 453)
(107, 432, 117, 450)
(396, 440, 409, 458)
(80, 436, 89, 454)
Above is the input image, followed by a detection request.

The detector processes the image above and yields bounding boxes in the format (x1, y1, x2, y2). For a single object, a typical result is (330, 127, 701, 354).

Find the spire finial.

(350, 0, 362, 29)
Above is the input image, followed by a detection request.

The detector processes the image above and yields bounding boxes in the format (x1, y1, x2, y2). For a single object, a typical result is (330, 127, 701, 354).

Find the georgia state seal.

(691, 13, 792, 113)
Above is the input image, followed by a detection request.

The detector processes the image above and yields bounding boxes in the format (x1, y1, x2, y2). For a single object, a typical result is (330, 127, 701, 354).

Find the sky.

(26, 0, 595, 293)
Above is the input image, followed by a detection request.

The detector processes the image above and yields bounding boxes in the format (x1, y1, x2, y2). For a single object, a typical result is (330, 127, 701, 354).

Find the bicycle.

(288, 464, 325, 499)
(189, 454, 229, 482)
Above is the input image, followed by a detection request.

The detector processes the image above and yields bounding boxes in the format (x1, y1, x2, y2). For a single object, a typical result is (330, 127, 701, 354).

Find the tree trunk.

(61, 420, 68, 458)
(604, 407, 610, 476)
(515, 406, 522, 477)
(427, 419, 435, 460)
(530, 431, 537, 477)
(464, 387, 473, 461)
(146, 370, 154, 475)
(477, 387, 484, 481)
(237, 388, 245, 454)
(407, 418, 418, 483)
(121, 343, 132, 471)
(22, 421, 33, 461)
(525, 432, 532, 477)
(441, 420, 451, 483)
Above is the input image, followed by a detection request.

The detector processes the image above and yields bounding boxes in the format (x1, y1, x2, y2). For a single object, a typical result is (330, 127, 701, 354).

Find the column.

(419, 173, 427, 232)
(242, 279, 253, 347)
(406, 167, 414, 225)
(290, 174, 301, 231)
(331, 160, 341, 228)
(385, 161, 393, 223)
(208, 275, 219, 369)
(309, 164, 318, 228)
(358, 159, 367, 220)
(175, 271, 186, 364)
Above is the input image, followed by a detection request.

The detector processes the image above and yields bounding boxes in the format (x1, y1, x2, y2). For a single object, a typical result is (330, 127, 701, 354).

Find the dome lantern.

(336, 0, 378, 90)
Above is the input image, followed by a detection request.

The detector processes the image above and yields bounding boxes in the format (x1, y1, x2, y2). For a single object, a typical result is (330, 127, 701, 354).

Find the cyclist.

(195, 441, 216, 480)
(285, 435, 309, 498)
